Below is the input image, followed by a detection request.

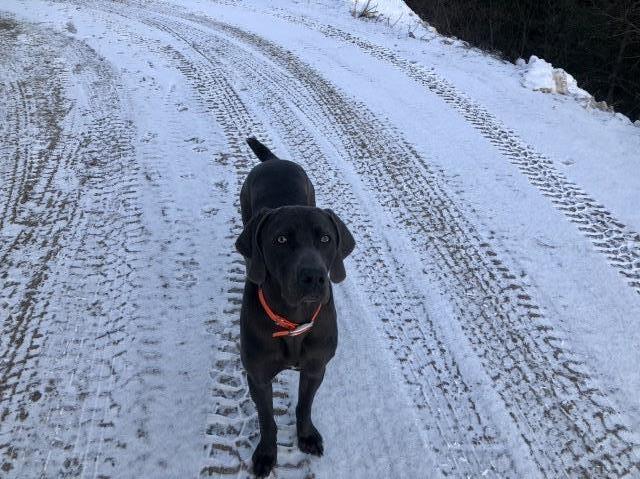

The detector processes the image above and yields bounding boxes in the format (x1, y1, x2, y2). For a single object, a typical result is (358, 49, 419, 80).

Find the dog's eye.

(320, 235, 330, 243)
(276, 235, 287, 244)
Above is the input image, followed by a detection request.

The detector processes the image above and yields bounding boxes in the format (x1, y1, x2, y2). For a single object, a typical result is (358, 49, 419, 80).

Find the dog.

(235, 137, 355, 477)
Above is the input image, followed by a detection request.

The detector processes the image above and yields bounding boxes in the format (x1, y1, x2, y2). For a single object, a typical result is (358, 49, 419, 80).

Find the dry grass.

(351, 0, 379, 20)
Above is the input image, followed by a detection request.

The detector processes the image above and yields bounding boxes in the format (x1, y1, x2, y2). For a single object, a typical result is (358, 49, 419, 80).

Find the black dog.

(235, 137, 355, 477)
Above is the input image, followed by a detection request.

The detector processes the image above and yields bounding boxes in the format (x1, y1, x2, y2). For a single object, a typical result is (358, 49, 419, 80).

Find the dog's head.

(236, 206, 355, 306)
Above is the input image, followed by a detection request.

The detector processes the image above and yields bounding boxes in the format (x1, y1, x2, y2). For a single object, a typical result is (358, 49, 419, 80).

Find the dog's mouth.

(284, 290, 329, 307)
(299, 288, 330, 306)
(301, 295, 322, 304)
(281, 277, 330, 307)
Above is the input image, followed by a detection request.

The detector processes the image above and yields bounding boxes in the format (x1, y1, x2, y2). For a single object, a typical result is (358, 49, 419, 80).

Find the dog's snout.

(299, 268, 327, 287)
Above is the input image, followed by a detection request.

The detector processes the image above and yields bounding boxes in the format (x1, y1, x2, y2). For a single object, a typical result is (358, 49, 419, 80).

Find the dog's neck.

(260, 279, 323, 324)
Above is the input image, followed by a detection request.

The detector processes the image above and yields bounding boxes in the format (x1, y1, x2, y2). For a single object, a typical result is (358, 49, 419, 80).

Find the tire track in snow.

(139, 28, 310, 478)
(37, 114, 142, 478)
(0, 19, 79, 393)
(150, 38, 314, 478)
(267, 7, 640, 298)
(0, 17, 84, 451)
(155, 16, 517, 477)
(128, 7, 640, 477)
(0, 17, 144, 477)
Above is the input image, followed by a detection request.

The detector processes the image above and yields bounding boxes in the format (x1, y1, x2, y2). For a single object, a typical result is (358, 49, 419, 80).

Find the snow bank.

(517, 55, 590, 99)
(515, 55, 635, 122)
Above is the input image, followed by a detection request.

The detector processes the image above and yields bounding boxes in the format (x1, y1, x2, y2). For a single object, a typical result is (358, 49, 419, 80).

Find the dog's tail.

(246, 137, 279, 162)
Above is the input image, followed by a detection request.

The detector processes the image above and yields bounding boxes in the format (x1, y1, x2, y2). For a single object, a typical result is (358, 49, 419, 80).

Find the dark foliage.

(405, 0, 640, 120)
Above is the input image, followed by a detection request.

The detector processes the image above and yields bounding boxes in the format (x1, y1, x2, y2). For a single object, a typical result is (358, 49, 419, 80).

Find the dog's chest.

(280, 336, 306, 370)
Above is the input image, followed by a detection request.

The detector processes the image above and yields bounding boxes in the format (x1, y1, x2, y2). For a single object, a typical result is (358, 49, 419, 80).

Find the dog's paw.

(252, 443, 276, 477)
(298, 426, 324, 456)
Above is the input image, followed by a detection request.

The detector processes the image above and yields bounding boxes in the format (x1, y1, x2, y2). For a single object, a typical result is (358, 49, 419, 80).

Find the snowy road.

(1, 0, 640, 477)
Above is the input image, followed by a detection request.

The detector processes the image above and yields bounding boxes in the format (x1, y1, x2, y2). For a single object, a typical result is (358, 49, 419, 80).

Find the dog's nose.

(298, 268, 327, 288)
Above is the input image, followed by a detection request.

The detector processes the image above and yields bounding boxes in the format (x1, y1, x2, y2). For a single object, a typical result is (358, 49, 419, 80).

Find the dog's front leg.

(247, 373, 277, 477)
(296, 366, 326, 456)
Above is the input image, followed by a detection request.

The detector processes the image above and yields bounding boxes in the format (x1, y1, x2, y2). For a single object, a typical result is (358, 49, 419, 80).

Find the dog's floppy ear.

(236, 208, 273, 285)
(325, 209, 355, 283)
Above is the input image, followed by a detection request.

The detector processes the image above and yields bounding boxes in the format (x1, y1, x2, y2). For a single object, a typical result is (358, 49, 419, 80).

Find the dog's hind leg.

(296, 367, 326, 456)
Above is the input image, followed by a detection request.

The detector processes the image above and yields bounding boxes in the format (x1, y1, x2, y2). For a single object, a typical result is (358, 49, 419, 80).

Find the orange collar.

(258, 288, 322, 338)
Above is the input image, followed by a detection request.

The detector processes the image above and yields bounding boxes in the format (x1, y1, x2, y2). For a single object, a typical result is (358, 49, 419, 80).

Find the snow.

(1, 0, 639, 478)
(517, 55, 591, 99)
